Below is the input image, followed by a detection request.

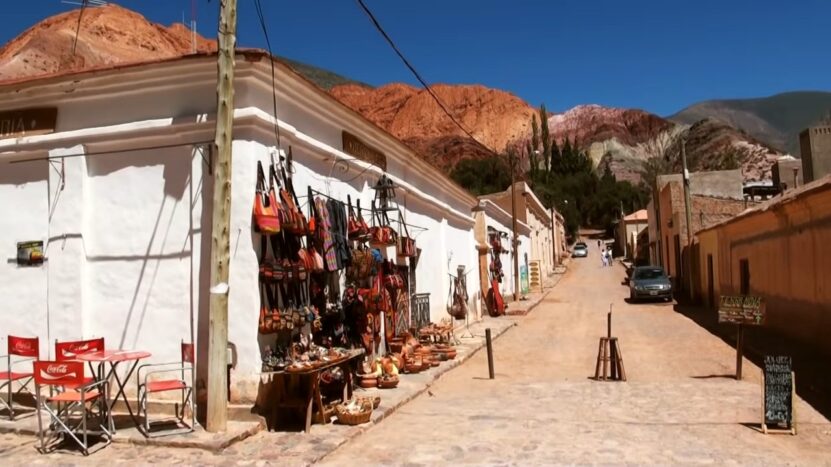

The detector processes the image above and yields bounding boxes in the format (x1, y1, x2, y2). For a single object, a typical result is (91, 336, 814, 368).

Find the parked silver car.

(572, 242, 588, 258)
(628, 266, 673, 302)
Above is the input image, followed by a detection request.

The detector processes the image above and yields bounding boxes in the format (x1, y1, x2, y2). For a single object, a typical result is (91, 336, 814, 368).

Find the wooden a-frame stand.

(762, 371, 797, 436)
(594, 307, 626, 382)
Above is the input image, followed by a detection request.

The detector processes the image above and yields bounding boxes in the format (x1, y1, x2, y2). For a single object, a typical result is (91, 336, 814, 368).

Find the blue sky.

(4, 1, 831, 115)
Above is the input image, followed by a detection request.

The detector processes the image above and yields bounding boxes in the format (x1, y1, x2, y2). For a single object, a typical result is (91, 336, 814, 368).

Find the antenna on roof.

(191, 0, 197, 53)
(61, 0, 107, 6)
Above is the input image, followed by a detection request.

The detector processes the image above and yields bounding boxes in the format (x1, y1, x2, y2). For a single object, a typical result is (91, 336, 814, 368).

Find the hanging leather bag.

(258, 283, 281, 334)
(396, 211, 416, 257)
(253, 161, 281, 235)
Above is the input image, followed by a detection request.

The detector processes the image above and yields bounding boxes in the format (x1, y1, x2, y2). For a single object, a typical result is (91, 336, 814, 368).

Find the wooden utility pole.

(509, 151, 520, 301)
(206, 0, 237, 433)
(680, 137, 695, 300)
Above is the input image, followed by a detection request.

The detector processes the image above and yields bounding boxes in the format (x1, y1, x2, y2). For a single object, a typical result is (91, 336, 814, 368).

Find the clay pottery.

(446, 349, 457, 359)
(388, 338, 404, 354)
(359, 377, 378, 389)
(417, 346, 433, 356)
(378, 374, 399, 389)
(390, 354, 403, 368)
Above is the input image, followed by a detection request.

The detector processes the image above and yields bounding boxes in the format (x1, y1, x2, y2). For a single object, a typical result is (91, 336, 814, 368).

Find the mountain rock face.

(0, 4, 215, 83)
(547, 105, 781, 183)
(331, 83, 535, 169)
(670, 91, 831, 155)
(0, 4, 788, 184)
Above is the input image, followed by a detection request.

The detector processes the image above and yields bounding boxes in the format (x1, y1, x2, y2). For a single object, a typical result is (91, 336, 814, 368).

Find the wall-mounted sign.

(0, 108, 57, 139)
(17, 241, 44, 266)
(520, 265, 529, 295)
(342, 131, 387, 171)
(718, 295, 766, 325)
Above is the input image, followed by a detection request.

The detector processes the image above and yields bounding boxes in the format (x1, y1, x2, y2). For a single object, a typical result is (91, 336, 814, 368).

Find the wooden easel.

(594, 307, 626, 381)
(762, 371, 797, 435)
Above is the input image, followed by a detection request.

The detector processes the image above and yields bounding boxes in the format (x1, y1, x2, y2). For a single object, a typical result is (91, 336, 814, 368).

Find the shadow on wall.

(0, 159, 48, 185)
(673, 300, 831, 423)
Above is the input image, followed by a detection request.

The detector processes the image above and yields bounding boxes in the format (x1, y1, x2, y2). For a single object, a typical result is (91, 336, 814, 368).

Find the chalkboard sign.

(763, 355, 795, 434)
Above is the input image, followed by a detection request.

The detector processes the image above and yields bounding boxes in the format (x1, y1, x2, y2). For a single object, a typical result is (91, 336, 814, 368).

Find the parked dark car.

(572, 242, 588, 258)
(628, 266, 672, 302)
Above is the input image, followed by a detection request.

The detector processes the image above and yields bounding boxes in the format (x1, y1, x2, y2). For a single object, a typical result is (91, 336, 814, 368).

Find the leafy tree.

(450, 156, 511, 196)
(540, 105, 551, 174)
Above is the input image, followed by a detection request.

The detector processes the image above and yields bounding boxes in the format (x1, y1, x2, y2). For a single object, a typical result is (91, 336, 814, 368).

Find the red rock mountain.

(0, 4, 214, 83)
(330, 83, 535, 169)
(0, 4, 778, 182)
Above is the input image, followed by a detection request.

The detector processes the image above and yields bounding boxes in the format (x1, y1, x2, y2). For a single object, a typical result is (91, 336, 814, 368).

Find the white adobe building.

(0, 51, 483, 402)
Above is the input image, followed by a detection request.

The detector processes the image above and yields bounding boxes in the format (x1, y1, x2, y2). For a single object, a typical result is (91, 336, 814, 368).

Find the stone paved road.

(319, 242, 831, 465)
(2, 242, 830, 465)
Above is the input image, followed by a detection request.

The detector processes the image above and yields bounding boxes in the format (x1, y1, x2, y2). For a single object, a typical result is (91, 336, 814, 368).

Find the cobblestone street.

(320, 242, 831, 465)
(2, 242, 830, 465)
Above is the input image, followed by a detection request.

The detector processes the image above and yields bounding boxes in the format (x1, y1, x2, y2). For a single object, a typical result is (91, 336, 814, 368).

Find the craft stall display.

(252, 154, 459, 428)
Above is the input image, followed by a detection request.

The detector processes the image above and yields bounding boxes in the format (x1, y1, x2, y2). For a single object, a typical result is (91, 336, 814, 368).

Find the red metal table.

(77, 350, 151, 432)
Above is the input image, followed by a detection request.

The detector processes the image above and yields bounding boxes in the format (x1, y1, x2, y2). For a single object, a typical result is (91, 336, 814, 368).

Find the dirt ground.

(319, 242, 831, 465)
(2, 241, 829, 465)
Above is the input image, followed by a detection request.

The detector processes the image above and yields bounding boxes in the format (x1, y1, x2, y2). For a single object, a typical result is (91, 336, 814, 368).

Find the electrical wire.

(8, 140, 214, 164)
(72, 0, 88, 55)
(354, 0, 500, 158)
(252, 0, 284, 162)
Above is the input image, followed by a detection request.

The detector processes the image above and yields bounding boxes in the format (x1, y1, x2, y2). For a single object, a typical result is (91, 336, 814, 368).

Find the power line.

(8, 140, 214, 164)
(252, 0, 283, 160)
(354, 0, 500, 158)
(71, 0, 88, 55)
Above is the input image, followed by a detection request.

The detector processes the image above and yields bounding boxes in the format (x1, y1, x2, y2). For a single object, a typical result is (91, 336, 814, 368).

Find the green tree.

(450, 156, 511, 196)
(540, 104, 551, 174)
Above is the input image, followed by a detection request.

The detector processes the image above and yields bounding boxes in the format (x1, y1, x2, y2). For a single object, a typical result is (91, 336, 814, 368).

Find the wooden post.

(509, 152, 520, 302)
(735, 324, 744, 381)
(680, 138, 695, 299)
(485, 328, 495, 379)
(607, 305, 612, 339)
(206, 0, 237, 433)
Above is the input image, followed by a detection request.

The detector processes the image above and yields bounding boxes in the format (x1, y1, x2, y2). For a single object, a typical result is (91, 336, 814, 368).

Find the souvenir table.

(260, 348, 364, 433)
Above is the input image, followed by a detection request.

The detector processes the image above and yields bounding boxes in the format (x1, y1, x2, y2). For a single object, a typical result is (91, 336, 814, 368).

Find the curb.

(0, 417, 264, 454)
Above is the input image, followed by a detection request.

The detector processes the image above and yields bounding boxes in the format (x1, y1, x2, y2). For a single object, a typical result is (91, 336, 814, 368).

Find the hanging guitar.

(487, 238, 505, 317)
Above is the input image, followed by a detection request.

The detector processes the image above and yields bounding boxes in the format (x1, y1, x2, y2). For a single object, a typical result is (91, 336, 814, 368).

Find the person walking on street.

(606, 248, 612, 267)
(601, 248, 607, 267)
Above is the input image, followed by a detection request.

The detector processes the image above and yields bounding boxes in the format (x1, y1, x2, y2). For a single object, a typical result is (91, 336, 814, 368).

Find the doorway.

(739, 259, 750, 295)
(707, 254, 714, 308)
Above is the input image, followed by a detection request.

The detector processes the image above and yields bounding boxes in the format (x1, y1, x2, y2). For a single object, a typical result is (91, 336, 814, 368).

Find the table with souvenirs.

(252, 155, 461, 430)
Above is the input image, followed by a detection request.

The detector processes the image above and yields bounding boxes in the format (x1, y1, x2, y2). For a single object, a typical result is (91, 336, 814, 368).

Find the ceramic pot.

(359, 377, 378, 389)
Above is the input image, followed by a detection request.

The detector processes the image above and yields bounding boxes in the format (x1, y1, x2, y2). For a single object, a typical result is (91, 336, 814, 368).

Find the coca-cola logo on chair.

(9, 336, 38, 357)
(34, 361, 83, 385)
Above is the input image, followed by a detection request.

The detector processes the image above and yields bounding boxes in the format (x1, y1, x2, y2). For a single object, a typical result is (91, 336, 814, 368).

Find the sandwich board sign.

(762, 355, 796, 435)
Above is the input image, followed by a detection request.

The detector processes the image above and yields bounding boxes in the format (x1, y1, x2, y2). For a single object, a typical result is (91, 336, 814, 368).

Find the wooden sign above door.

(0, 107, 57, 139)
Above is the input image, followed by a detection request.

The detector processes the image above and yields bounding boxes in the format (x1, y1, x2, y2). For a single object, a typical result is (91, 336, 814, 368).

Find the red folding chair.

(0, 336, 39, 420)
(33, 361, 112, 455)
(137, 341, 195, 437)
(55, 338, 105, 390)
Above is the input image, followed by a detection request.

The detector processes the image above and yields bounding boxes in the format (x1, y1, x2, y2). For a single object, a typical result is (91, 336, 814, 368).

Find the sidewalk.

(506, 263, 567, 316)
(0, 270, 570, 463)
(0, 407, 263, 453)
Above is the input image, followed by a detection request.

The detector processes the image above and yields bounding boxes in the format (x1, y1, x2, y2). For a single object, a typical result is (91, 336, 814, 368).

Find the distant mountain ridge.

(669, 91, 831, 155)
(0, 4, 813, 185)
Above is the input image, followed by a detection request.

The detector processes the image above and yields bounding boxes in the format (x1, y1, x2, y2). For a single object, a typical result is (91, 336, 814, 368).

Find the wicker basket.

(335, 400, 373, 425)
(357, 396, 381, 409)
